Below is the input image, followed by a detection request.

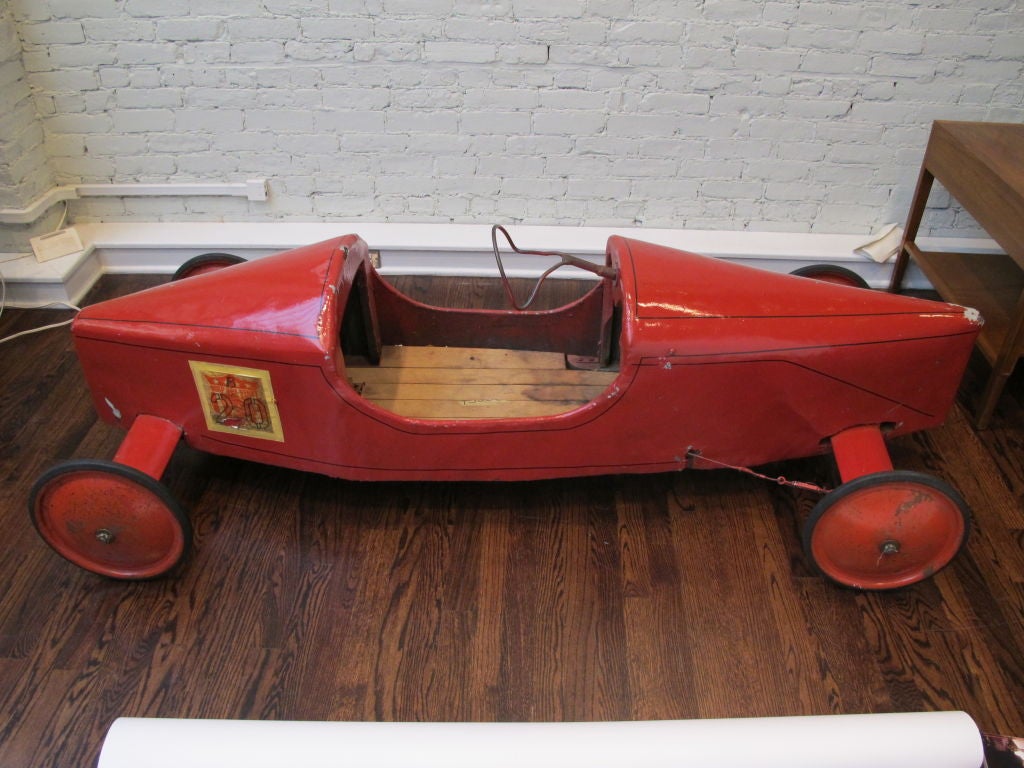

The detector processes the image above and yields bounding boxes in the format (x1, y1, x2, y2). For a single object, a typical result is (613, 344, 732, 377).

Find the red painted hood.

(73, 236, 364, 363)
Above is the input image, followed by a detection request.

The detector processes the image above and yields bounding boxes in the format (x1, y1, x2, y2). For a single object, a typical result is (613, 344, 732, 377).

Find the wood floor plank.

(614, 476, 703, 721)
(668, 472, 813, 719)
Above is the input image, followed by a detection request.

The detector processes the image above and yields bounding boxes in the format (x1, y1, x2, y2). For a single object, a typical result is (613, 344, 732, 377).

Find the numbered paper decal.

(189, 361, 285, 442)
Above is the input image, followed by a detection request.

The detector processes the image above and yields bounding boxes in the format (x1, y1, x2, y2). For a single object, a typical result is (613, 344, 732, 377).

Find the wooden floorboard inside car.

(347, 345, 619, 419)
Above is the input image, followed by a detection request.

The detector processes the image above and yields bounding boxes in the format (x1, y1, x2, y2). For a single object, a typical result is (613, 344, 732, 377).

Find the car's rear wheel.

(803, 470, 969, 589)
(790, 264, 870, 288)
(172, 252, 245, 280)
(30, 459, 191, 579)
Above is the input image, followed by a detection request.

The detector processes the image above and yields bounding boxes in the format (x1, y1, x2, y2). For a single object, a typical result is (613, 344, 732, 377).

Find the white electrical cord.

(0, 201, 81, 344)
(0, 271, 81, 346)
(54, 199, 69, 231)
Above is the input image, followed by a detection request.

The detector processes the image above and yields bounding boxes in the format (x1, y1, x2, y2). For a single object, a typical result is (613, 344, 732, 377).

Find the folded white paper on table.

(97, 711, 984, 768)
(855, 223, 905, 263)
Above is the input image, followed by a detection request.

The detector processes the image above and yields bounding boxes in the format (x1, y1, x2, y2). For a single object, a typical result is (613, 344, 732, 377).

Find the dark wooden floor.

(1, 272, 1022, 768)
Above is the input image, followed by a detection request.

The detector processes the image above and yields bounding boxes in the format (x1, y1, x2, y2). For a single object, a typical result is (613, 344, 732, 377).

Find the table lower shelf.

(902, 244, 1024, 364)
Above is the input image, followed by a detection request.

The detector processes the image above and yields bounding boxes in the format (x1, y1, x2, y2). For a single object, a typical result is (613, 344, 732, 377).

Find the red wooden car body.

(31, 232, 982, 588)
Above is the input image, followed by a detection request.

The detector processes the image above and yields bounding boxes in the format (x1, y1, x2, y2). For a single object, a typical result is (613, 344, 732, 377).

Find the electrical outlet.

(31, 228, 84, 263)
(368, 250, 381, 269)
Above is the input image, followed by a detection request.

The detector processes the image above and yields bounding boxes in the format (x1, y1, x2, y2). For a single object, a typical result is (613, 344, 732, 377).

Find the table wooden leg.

(890, 166, 935, 292)
(976, 371, 1008, 430)
(975, 293, 1024, 429)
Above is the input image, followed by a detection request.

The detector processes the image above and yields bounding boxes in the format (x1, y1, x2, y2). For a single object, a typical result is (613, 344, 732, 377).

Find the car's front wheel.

(30, 459, 192, 579)
(803, 470, 969, 589)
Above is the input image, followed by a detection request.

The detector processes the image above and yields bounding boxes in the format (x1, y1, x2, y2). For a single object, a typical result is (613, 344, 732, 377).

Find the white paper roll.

(97, 711, 984, 768)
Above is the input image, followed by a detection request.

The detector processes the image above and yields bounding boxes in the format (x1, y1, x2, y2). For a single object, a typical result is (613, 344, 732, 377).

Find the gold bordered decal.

(189, 361, 285, 442)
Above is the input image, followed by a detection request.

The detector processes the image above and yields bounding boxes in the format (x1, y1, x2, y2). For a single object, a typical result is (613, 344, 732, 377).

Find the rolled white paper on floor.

(97, 711, 984, 768)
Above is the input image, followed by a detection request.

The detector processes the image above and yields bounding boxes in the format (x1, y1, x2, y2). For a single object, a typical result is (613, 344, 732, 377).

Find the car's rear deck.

(347, 345, 619, 419)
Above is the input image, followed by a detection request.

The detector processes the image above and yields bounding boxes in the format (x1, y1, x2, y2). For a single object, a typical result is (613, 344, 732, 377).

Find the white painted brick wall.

(0, 4, 58, 249)
(2, 0, 1023, 237)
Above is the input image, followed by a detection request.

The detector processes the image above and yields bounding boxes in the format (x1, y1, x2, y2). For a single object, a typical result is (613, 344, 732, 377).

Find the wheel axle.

(880, 539, 901, 556)
(95, 529, 115, 545)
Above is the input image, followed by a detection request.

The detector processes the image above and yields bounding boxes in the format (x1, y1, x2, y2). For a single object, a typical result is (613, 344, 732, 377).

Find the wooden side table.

(889, 120, 1024, 429)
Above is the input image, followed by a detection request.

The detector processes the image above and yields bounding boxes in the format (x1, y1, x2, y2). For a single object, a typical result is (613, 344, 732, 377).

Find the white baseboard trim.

(0, 221, 1000, 308)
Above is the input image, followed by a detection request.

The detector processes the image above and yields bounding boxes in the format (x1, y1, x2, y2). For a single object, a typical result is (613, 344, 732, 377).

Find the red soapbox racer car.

(30, 227, 983, 589)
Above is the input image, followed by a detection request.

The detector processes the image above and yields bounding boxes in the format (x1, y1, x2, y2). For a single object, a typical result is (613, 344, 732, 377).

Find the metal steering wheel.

(491, 225, 618, 311)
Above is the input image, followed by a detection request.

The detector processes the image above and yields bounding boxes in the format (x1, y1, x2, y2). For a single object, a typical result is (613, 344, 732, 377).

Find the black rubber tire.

(802, 470, 970, 590)
(30, 459, 192, 580)
(790, 264, 870, 289)
(172, 252, 246, 280)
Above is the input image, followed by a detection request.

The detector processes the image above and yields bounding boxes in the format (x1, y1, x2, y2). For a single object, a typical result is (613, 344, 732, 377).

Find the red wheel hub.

(31, 463, 188, 579)
(809, 475, 967, 589)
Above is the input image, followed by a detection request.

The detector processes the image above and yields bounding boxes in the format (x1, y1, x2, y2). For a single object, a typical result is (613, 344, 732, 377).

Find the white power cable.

(0, 202, 81, 344)
(0, 267, 81, 346)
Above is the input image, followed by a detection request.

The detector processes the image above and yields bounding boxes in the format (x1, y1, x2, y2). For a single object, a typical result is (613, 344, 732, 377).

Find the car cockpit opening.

(337, 234, 622, 421)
